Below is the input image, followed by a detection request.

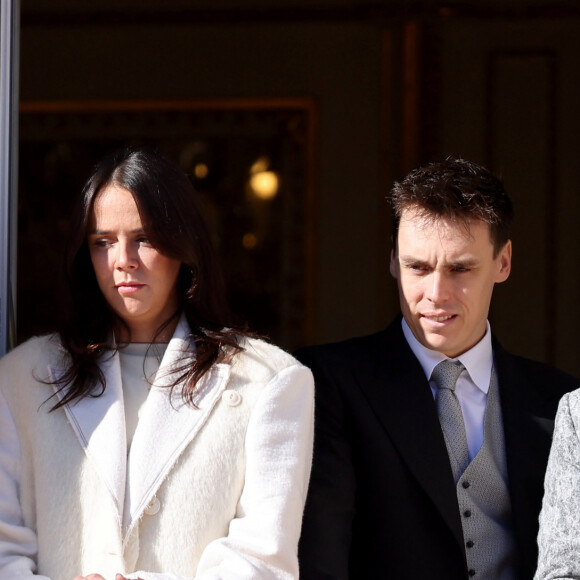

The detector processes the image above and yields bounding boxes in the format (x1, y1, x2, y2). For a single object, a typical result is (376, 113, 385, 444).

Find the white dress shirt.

(401, 318, 494, 460)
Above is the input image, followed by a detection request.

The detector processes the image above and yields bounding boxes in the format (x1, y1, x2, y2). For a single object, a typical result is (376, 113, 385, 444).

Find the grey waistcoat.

(455, 366, 517, 580)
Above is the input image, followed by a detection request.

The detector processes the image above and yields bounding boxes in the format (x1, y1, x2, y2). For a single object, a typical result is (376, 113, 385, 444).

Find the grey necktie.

(432, 359, 469, 482)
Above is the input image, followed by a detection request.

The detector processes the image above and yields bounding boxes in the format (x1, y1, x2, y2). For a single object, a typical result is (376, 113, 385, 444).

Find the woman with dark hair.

(0, 148, 314, 580)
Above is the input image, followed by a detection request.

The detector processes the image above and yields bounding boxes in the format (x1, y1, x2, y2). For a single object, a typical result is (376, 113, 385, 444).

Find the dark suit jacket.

(296, 318, 577, 580)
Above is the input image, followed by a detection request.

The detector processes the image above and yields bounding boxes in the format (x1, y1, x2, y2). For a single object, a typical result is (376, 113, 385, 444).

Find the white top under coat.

(119, 342, 167, 450)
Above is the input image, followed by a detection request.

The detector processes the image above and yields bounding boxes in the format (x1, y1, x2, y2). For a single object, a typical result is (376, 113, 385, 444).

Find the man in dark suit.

(297, 158, 577, 580)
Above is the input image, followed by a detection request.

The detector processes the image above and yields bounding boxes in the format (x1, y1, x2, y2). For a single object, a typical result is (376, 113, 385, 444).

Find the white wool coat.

(0, 319, 314, 580)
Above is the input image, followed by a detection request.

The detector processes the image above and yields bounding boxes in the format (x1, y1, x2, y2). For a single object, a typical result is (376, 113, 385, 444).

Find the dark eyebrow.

(88, 228, 146, 236)
(449, 259, 478, 269)
(399, 255, 427, 266)
(398, 255, 479, 269)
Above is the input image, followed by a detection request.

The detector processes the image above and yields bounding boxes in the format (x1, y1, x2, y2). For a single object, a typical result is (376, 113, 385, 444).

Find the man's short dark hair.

(389, 157, 514, 257)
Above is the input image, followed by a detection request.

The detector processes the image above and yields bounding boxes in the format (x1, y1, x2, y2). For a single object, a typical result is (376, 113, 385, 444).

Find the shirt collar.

(401, 318, 493, 395)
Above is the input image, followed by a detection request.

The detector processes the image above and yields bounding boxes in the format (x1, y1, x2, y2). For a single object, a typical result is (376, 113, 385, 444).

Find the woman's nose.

(115, 241, 138, 270)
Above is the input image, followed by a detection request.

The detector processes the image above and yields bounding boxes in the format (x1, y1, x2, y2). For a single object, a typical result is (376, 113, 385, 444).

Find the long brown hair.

(52, 147, 246, 409)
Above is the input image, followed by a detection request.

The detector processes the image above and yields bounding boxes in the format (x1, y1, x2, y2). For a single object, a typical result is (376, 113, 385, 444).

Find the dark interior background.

(15, 0, 580, 376)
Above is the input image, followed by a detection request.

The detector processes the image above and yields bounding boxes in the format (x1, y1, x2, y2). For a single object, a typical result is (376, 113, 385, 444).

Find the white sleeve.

(535, 391, 580, 580)
(0, 389, 51, 580)
(132, 363, 315, 580)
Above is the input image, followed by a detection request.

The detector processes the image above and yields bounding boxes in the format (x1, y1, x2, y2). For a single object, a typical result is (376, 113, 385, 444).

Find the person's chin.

(419, 327, 458, 354)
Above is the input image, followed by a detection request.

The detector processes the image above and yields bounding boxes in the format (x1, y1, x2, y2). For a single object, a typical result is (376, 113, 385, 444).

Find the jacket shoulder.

(0, 334, 63, 374)
(560, 386, 580, 408)
(494, 345, 578, 421)
(496, 347, 578, 391)
(295, 325, 399, 370)
(0, 334, 65, 405)
(233, 336, 308, 383)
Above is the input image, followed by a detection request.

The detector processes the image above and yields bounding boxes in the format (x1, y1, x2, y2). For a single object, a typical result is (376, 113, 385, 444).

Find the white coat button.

(222, 390, 242, 406)
(144, 496, 161, 516)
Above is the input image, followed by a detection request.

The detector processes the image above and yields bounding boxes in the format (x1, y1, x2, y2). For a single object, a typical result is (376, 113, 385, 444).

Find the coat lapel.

(49, 318, 232, 539)
(49, 352, 127, 522)
(354, 323, 465, 549)
(124, 319, 231, 537)
(493, 342, 558, 577)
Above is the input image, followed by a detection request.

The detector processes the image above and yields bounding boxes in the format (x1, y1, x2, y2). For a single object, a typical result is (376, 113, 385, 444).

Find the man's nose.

(426, 271, 450, 303)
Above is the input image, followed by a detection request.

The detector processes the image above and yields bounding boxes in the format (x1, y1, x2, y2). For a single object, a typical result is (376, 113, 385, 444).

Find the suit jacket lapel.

(49, 352, 127, 522)
(124, 319, 231, 537)
(354, 323, 465, 549)
(493, 341, 555, 576)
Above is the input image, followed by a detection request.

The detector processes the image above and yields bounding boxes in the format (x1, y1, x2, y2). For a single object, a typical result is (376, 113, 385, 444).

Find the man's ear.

(389, 249, 399, 279)
(495, 240, 512, 283)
